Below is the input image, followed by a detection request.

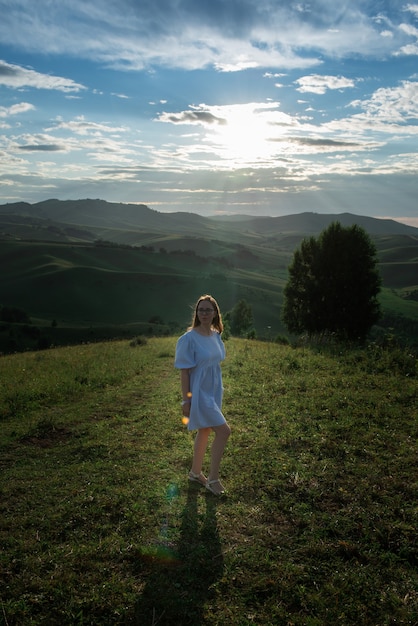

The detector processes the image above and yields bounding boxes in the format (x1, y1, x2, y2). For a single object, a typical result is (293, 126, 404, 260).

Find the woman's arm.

(180, 369, 191, 417)
(180, 369, 191, 401)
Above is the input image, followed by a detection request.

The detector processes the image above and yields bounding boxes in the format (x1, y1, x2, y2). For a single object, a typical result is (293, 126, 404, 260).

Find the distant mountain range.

(0, 198, 417, 241)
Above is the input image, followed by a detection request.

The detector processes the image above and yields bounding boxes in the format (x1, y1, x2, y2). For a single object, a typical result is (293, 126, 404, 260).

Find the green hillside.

(1, 238, 417, 350)
(0, 240, 286, 354)
(1, 206, 417, 351)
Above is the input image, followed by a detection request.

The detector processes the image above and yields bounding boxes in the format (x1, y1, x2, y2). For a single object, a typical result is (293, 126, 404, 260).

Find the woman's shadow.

(133, 484, 224, 625)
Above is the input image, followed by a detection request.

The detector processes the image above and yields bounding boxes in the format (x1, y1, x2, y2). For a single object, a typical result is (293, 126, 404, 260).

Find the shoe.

(188, 471, 207, 486)
(205, 479, 227, 496)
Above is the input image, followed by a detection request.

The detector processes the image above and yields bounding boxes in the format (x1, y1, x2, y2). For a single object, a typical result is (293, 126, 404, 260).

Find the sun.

(206, 102, 291, 166)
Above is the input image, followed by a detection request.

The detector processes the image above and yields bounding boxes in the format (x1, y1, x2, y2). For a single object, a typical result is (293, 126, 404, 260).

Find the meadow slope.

(0, 337, 417, 625)
(1, 231, 418, 353)
(1, 201, 418, 351)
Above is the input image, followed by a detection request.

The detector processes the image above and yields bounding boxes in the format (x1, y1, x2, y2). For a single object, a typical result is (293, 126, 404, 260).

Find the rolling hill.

(0, 199, 417, 351)
(1, 198, 417, 243)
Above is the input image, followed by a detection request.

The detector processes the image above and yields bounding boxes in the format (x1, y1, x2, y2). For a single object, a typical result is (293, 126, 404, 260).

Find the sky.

(0, 0, 418, 226)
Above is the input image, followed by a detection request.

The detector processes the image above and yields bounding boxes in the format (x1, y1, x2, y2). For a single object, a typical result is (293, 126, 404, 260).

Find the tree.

(0, 306, 31, 324)
(282, 222, 382, 341)
(224, 299, 254, 337)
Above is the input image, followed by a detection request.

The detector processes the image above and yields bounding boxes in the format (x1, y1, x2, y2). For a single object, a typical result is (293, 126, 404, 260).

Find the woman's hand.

(182, 402, 191, 418)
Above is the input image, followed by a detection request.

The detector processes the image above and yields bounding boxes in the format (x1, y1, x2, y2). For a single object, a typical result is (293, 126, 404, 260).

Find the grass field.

(0, 337, 417, 625)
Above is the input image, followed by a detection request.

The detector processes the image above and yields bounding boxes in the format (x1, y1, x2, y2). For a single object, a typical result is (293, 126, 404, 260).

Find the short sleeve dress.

(174, 329, 226, 431)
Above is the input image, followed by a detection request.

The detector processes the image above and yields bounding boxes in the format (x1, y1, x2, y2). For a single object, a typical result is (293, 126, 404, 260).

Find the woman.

(175, 294, 231, 495)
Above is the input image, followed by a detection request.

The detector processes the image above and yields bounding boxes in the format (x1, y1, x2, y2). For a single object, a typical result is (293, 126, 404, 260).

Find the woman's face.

(196, 300, 216, 323)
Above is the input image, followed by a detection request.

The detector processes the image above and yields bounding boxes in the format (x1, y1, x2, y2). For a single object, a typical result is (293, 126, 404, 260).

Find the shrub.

(129, 336, 148, 347)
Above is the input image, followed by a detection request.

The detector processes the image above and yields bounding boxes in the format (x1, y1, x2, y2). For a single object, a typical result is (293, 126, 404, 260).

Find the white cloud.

(348, 81, 418, 125)
(404, 4, 418, 18)
(0, 102, 35, 117)
(399, 23, 418, 37)
(395, 42, 418, 55)
(394, 11, 418, 56)
(0, 60, 86, 92)
(46, 116, 129, 136)
(0, 1, 413, 73)
(295, 74, 356, 94)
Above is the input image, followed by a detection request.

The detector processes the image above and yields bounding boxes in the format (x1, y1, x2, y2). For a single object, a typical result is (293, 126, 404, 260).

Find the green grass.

(0, 337, 417, 625)
(379, 288, 418, 321)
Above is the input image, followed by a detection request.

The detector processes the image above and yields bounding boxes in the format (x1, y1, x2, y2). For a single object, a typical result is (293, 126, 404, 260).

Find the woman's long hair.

(189, 294, 223, 333)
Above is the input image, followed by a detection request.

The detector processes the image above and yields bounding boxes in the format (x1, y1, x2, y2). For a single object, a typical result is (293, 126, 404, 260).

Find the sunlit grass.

(0, 337, 417, 625)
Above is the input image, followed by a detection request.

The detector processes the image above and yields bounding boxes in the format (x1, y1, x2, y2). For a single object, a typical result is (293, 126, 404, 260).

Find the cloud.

(396, 42, 418, 55)
(0, 102, 35, 117)
(349, 80, 418, 125)
(18, 144, 64, 151)
(0, 60, 86, 92)
(404, 4, 418, 18)
(3, 126, 135, 165)
(295, 74, 356, 94)
(288, 137, 361, 148)
(157, 108, 227, 126)
(46, 117, 129, 135)
(394, 6, 418, 56)
(399, 23, 418, 37)
(0, 1, 414, 73)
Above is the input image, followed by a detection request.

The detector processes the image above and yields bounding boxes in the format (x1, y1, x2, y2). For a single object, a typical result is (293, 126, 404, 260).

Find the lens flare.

(182, 417, 189, 425)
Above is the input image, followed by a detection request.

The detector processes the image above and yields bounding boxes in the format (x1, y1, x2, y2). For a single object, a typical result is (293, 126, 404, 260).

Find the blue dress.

(174, 329, 226, 431)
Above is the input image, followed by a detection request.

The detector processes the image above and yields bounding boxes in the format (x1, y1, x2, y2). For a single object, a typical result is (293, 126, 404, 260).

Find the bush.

(0, 306, 31, 323)
(129, 336, 148, 347)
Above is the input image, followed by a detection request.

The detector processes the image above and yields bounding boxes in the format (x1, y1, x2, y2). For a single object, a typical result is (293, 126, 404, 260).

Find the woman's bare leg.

(191, 427, 211, 476)
(208, 423, 231, 488)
